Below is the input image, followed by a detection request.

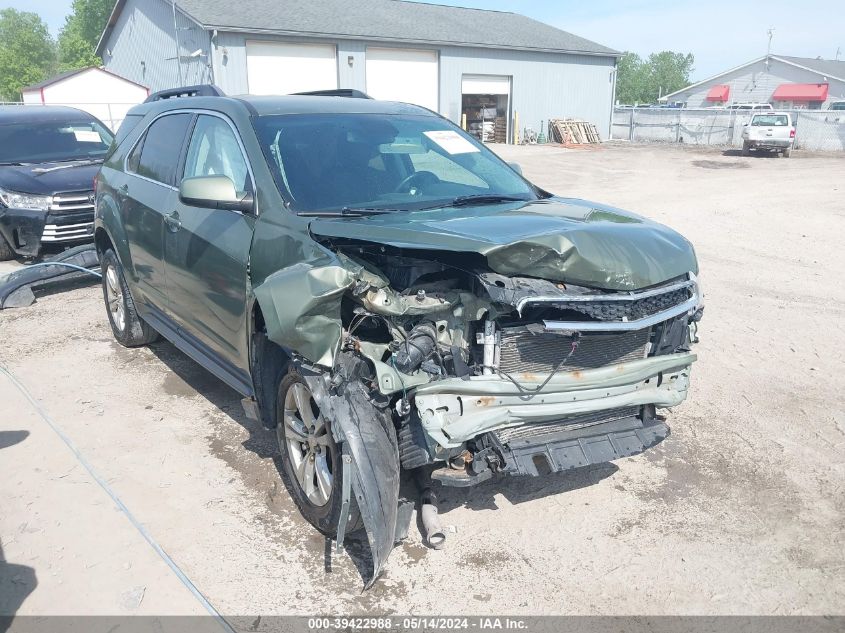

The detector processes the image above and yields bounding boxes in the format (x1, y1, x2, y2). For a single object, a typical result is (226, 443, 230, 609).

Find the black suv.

(0, 106, 114, 261)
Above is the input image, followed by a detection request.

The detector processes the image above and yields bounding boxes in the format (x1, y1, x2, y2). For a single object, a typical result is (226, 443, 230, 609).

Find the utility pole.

(837, 47, 842, 61)
(765, 27, 775, 70)
(172, 0, 184, 87)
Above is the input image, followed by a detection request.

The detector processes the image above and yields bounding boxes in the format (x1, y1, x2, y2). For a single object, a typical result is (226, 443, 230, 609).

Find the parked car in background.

(742, 112, 795, 157)
(0, 106, 114, 261)
(95, 88, 703, 584)
(826, 101, 845, 123)
(729, 103, 774, 111)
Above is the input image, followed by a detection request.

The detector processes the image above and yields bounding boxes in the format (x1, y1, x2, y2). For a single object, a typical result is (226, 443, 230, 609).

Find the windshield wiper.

(423, 194, 530, 210)
(49, 158, 104, 164)
(297, 206, 396, 218)
(0, 162, 29, 166)
(450, 194, 530, 206)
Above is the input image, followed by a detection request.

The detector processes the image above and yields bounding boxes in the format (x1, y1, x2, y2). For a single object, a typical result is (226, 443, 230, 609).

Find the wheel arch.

(249, 297, 292, 430)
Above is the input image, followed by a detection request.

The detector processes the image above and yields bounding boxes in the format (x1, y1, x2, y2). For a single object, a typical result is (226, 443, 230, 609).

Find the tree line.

(0, 0, 115, 102)
(616, 51, 696, 105)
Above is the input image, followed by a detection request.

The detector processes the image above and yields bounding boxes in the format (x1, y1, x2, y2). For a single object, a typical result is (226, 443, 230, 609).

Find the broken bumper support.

(501, 413, 668, 477)
(413, 352, 695, 449)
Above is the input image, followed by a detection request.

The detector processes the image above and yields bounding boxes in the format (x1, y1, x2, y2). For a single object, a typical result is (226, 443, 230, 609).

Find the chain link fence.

(612, 107, 845, 152)
(1, 102, 141, 132)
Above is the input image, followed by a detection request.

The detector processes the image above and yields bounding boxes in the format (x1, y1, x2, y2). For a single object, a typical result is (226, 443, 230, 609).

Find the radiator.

(498, 327, 650, 374)
(495, 407, 641, 444)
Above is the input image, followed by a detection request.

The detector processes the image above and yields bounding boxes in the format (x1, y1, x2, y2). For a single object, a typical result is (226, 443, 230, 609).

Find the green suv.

(95, 88, 702, 584)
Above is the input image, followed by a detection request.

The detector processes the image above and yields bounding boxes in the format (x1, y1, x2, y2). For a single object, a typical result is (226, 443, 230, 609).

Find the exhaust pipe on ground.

(420, 488, 446, 550)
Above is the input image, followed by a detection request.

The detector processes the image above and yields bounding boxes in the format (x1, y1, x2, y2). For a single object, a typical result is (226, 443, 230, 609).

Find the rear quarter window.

(112, 114, 144, 148)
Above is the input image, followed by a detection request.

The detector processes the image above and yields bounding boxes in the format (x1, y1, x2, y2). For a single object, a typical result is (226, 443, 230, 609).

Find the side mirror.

(509, 162, 523, 175)
(179, 175, 254, 213)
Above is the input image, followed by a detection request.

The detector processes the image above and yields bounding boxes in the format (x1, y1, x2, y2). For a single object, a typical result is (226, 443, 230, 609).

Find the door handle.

(164, 211, 181, 232)
(117, 184, 129, 199)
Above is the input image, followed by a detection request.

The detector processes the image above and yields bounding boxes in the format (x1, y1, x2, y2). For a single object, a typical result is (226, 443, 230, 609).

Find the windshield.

(252, 113, 536, 212)
(0, 118, 114, 164)
(751, 115, 789, 126)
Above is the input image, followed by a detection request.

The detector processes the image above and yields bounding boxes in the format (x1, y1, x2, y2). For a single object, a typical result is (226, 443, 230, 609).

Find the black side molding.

(144, 84, 226, 103)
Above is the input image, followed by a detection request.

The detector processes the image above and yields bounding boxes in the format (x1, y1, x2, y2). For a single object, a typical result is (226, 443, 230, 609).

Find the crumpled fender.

(305, 374, 400, 588)
(253, 261, 359, 368)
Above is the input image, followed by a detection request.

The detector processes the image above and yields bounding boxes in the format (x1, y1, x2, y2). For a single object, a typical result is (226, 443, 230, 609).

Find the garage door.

(461, 74, 512, 143)
(246, 41, 337, 95)
(461, 74, 511, 96)
(365, 48, 438, 111)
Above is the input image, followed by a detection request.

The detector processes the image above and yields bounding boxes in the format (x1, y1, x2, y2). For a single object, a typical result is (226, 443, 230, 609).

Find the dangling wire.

(495, 333, 581, 401)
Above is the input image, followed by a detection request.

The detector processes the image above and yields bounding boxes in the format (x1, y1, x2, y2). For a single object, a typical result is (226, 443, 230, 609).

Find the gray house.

(659, 54, 845, 109)
(95, 0, 619, 141)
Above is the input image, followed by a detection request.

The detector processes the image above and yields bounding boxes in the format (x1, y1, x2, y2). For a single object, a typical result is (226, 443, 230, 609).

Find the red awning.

(705, 85, 730, 101)
(771, 83, 829, 101)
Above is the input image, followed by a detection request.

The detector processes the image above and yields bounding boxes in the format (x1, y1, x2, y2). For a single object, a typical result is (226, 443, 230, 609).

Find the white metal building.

(21, 67, 150, 130)
(660, 55, 845, 109)
(95, 0, 620, 141)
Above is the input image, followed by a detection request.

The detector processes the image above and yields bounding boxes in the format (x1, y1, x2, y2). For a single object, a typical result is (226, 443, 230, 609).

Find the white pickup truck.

(741, 112, 795, 157)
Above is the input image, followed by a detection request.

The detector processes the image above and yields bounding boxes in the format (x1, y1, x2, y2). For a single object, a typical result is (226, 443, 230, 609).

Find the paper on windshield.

(423, 130, 480, 155)
(74, 130, 102, 143)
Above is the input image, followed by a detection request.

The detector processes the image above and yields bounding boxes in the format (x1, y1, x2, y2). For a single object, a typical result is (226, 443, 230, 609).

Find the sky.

(5, 0, 844, 81)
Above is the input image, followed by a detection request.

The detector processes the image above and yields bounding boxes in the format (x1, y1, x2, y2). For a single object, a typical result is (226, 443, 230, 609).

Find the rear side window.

(751, 115, 789, 126)
(135, 113, 192, 185)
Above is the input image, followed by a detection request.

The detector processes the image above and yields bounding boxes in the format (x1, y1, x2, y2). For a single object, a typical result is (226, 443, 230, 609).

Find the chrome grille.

(42, 221, 93, 242)
(49, 191, 94, 213)
(496, 407, 640, 444)
(552, 287, 691, 322)
(498, 327, 649, 374)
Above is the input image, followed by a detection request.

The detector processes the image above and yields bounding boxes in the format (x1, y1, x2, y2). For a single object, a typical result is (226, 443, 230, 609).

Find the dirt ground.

(1, 143, 843, 617)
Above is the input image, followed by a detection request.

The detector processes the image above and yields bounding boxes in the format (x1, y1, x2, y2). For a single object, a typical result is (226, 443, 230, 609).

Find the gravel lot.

(1, 143, 843, 617)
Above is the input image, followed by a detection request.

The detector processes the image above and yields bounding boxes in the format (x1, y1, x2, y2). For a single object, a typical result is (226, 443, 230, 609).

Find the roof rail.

(293, 89, 373, 99)
(144, 84, 226, 103)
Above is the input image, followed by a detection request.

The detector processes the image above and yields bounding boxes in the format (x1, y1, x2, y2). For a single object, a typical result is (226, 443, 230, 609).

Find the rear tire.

(783, 148, 791, 158)
(100, 248, 159, 347)
(0, 235, 14, 262)
(275, 370, 363, 537)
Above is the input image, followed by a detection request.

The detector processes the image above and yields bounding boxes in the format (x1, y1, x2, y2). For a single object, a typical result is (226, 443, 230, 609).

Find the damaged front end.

(251, 209, 703, 584)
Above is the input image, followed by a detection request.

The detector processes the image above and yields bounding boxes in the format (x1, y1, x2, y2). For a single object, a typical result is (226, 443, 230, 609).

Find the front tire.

(741, 141, 751, 157)
(275, 370, 362, 537)
(100, 248, 159, 347)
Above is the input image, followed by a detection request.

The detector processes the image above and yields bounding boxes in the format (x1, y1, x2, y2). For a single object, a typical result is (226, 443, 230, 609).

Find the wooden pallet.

(494, 116, 507, 143)
(548, 119, 601, 144)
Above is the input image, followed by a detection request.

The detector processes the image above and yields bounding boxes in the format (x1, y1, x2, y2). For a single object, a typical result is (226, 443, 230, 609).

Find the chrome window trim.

(123, 108, 257, 207)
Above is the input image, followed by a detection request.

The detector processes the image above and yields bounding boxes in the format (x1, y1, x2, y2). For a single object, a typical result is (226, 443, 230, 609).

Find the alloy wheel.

(279, 382, 334, 506)
(105, 264, 126, 332)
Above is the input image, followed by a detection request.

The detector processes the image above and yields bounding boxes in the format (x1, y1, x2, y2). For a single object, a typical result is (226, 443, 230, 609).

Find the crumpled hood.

(309, 197, 698, 291)
(0, 162, 101, 195)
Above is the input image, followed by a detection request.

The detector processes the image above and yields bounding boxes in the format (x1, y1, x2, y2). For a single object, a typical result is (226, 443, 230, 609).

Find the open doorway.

(461, 75, 511, 144)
